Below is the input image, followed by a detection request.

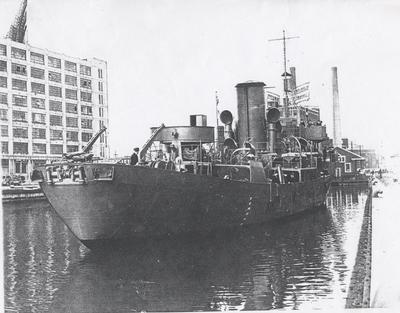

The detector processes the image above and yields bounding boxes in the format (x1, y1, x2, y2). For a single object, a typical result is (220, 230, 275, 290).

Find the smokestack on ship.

(332, 67, 342, 147)
(235, 81, 267, 149)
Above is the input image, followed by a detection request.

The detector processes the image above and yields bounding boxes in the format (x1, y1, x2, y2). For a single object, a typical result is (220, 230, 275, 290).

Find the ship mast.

(269, 30, 299, 118)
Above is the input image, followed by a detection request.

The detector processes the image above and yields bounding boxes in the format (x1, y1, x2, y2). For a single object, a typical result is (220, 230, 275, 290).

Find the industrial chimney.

(332, 67, 342, 147)
(235, 81, 267, 148)
(289, 67, 297, 91)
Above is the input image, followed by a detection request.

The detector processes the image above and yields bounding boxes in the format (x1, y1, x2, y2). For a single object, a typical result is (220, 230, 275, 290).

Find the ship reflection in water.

(4, 187, 368, 312)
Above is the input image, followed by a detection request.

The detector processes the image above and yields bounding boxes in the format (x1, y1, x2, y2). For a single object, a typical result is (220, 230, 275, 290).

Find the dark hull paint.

(40, 164, 329, 246)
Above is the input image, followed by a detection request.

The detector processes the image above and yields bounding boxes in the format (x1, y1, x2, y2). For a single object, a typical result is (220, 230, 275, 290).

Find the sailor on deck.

(130, 147, 139, 165)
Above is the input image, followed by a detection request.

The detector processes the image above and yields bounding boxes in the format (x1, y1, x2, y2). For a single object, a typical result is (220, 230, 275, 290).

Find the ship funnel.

(266, 108, 281, 153)
(220, 110, 234, 139)
(235, 81, 267, 147)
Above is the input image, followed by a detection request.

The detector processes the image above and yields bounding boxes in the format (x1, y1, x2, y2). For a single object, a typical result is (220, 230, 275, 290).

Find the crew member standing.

(130, 147, 139, 165)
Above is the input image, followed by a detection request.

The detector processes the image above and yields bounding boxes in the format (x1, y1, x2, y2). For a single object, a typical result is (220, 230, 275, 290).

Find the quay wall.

(346, 187, 372, 308)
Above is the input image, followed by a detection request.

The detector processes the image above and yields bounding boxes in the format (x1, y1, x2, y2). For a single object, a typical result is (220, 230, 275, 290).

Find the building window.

(1, 141, 8, 154)
(99, 107, 103, 117)
(0, 60, 7, 72)
(48, 71, 61, 83)
(80, 91, 92, 102)
(11, 47, 26, 60)
(12, 110, 27, 122)
(31, 82, 45, 94)
(345, 162, 351, 173)
(98, 81, 103, 91)
(15, 161, 27, 173)
(65, 75, 77, 86)
(13, 142, 28, 154)
(50, 144, 63, 155)
(32, 112, 46, 124)
(32, 128, 46, 139)
(31, 67, 45, 79)
(80, 78, 92, 89)
(65, 61, 77, 72)
(1, 125, 8, 136)
(49, 85, 62, 98)
(0, 92, 7, 104)
(50, 115, 63, 126)
(30, 52, 44, 64)
(0, 76, 7, 88)
(81, 132, 92, 142)
(65, 89, 77, 100)
(13, 126, 28, 138)
(67, 145, 79, 152)
(50, 129, 63, 140)
(0, 44, 6, 56)
(80, 64, 91, 76)
(81, 105, 92, 116)
(48, 56, 61, 68)
(49, 100, 62, 112)
(66, 116, 78, 127)
(99, 94, 103, 105)
(12, 94, 27, 107)
(0, 109, 7, 121)
(98, 68, 103, 78)
(81, 118, 92, 129)
(31, 97, 45, 109)
(66, 103, 77, 114)
(12, 79, 27, 91)
(66, 131, 78, 141)
(32, 143, 46, 154)
(338, 155, 345, 163)
(11, 63, 27, 76)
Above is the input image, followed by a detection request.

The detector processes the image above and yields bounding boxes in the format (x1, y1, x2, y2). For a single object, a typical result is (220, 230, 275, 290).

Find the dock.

(1, 185, 45, 202)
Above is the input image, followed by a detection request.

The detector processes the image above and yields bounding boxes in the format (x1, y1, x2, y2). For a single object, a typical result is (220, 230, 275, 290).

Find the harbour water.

(3, 186, 369, 312)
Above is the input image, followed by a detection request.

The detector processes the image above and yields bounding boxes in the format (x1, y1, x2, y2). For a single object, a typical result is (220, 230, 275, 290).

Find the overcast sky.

(1, 0, 399, 157)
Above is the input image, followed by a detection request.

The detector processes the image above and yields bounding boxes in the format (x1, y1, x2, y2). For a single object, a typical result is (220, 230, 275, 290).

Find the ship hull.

(40, 164, 329, 247)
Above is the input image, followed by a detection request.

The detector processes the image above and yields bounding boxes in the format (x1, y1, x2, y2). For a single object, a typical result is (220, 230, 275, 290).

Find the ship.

(33, 81, 331, 249)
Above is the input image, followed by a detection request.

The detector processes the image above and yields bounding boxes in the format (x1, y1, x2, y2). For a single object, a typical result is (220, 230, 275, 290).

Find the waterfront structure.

(0, 38, 109, 180)
(331, 147, 365, 178)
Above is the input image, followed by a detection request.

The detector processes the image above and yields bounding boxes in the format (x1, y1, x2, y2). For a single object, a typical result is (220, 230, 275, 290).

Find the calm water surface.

(4, 187, 368, 312)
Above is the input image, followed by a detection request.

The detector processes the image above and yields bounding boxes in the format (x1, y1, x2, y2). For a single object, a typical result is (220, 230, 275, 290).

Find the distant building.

(0, 38, 109, 180)
(350, 148, 380, 169)
(331, 147, 365, 178)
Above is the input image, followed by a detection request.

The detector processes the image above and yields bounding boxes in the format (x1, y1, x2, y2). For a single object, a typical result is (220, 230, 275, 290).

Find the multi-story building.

(0, 38, 109, 181)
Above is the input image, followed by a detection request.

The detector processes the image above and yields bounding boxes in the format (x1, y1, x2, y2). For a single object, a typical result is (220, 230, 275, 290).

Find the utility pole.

(269, 30, 299, 118)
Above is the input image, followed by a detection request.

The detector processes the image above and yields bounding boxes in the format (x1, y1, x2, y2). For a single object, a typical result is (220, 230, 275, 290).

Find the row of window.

(0, 78, 94, 101)
(6, 111, 93, 128)
(0, 125, 107, 145)
(0, 44, 103, 78)
(0, 62, 104, 90)
(1, 97, 94, 115)
(1, 92, 103, 108)
(1, 142, 81, 155)
(11, 127, 93, 141)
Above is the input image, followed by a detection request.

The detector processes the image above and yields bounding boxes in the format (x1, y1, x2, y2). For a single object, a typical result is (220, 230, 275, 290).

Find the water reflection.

(3, 186, 369, 312)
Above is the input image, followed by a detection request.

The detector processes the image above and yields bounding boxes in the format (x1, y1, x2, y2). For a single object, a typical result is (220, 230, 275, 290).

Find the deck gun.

(62, 126, 107, 162)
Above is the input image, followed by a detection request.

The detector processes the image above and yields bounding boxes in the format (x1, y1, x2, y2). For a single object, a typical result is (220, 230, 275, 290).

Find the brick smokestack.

(332, 67, 342, 147)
